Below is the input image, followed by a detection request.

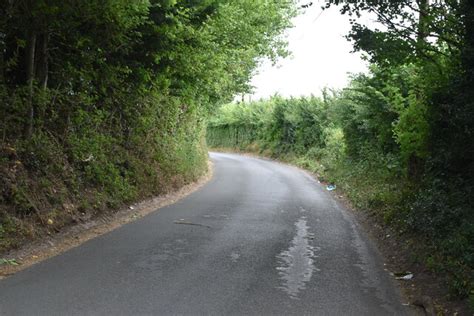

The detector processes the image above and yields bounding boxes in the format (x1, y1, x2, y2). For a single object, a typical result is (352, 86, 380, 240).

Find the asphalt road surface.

(0, 152, 412, 315)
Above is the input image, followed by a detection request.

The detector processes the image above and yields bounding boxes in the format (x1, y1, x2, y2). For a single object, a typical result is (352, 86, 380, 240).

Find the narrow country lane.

(0, 152, 412, 315)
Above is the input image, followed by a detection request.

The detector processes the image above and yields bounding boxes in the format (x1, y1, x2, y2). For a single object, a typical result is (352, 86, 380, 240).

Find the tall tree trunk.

(0, 43, 4, 85)
(438, 0, 474, 177)
(25, 30, 36, 138)
(460, 0, 474, 175)
(0, 1, 10, 84)
(461, 0, 474, 82)
(408, 0, 429, 180)
(417, 0, 428, 44)
(36, 33, 49, 90)
(457, 0, 474, 122)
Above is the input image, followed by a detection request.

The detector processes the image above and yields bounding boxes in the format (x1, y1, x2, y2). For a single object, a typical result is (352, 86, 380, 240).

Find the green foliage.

(393, 89, 430, 163)
(0, 258, 19, 266)
(208, 95, 330, 155)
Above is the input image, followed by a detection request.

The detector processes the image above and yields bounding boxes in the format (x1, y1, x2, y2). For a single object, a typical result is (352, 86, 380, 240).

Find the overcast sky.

(249, 4, 369, 100)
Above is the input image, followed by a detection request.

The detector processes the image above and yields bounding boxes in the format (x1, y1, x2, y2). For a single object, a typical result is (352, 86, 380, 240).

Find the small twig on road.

(173, 220, 211, 229)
